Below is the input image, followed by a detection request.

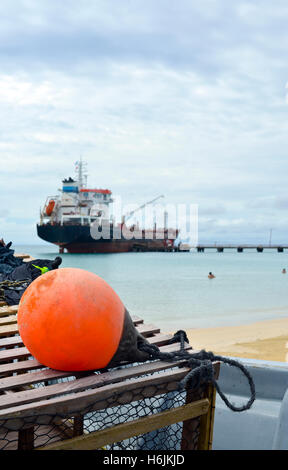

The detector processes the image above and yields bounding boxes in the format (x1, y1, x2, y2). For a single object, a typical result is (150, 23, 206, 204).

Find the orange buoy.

(17, 268, 126, 371)
(45, 199, 55, 216)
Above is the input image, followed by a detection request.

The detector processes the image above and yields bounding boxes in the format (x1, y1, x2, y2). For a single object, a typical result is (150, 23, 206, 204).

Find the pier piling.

(194, 245, 287, 253)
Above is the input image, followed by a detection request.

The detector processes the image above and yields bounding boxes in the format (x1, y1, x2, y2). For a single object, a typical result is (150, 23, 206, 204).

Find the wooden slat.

(0, 343, 191, 403)
(0, 322, 161, 339)
(0, 311, 144, 324)
(136, 324, 161, 336)
(0, 368, 75, 392)
(0, 340, 188, 378)
(0, 340, 178, 367)
(0, 326, 173, 356)
(0, 306, 18, 318)
(0, 358, 43, 376)
(0, 346, 32, 363)
(0, 367, 193, 427)
(159, 342, 191, 353)
(14, 254, 31, 259)
(0, 333, 176, 357)
(147, 333, 175, 346)
(18, 426, 34, 450)
(0, 347, 191, 394)
(197, 383, 217, 450)
(0, 324, 18, 337)
(73, 415, 84, 437)
(0, 314, 147, 336)
(0, 315, 17, 327)
(0, 335, 23, 348)
(131, 316, 144, 325)
(39, 398, 210, 451)
(0, 346, 194, 409)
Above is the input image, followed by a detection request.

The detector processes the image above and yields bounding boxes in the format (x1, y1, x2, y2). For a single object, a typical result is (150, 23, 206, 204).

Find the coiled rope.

(138, 330, 256, 413)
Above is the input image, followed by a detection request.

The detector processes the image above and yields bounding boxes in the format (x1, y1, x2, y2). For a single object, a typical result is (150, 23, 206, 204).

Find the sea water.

(14, 244, 288, 332)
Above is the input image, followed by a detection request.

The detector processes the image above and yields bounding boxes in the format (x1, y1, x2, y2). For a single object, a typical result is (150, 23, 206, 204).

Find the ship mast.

(75, 159, 87, 190)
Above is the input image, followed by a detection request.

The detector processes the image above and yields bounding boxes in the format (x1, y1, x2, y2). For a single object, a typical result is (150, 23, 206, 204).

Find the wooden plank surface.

(0, 315, 17, 326)
(197, 383, 217, 450)
(0, 346, 32, 363)
(0, 306, 18, 318)
(0, 366, 193, 426)
(0, 333, 184, 364)
(0, 332, 171, 350)
(0, 324, 18, 337)
(0, 341, 192, 408)
(14, 254, 32, 259)
(0, 314, 154, 337)
(0, 332, 179, 375)
(0, 358, 43, 376)
(14, 254, 35, 263)
(135, 323, 161, 336)
(0, 335, 22, 348)
(0, 368, 75, 392)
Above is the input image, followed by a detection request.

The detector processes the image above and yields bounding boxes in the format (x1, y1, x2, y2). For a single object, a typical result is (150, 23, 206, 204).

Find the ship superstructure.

(37, 161, 179, 253)
(40, 161, 113, 227)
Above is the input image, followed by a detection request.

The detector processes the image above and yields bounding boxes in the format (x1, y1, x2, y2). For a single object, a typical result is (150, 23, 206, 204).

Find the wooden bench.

(0, 303, 219, 451)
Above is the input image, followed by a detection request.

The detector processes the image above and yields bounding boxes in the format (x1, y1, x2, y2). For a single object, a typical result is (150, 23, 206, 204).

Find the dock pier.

(195, 245, 287, 253)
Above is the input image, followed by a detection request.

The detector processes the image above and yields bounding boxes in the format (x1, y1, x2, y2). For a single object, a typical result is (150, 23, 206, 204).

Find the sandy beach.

(184, 317, 288, 362)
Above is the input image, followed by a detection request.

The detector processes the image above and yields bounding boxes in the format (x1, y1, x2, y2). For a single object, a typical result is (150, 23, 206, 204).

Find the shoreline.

(180, 317, 288, 362)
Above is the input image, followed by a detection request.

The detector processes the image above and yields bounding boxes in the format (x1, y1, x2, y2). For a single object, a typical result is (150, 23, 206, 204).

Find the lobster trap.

(0, 300, 219, 451)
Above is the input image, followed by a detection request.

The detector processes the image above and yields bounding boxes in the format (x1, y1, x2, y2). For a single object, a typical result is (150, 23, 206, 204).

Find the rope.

(138, 330, 256, 413)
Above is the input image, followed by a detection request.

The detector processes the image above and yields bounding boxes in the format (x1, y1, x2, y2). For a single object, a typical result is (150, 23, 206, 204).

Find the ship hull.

(37, 224, 176, 253)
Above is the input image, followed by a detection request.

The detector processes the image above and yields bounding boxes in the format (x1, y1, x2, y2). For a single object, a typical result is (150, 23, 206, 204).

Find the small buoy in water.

(17, 268, 150, 371)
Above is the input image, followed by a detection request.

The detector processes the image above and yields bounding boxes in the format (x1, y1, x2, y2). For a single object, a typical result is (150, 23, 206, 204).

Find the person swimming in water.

(208, 272, 215, 279)
(282, 268, 286, 274)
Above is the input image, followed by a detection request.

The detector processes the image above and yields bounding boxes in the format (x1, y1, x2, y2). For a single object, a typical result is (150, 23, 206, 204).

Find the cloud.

(0, 209, 10, 218)
(0, 0, 288, 244)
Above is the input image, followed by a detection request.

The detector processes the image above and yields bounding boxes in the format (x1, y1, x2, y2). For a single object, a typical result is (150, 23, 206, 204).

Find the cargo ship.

(37, 161, 179, 253)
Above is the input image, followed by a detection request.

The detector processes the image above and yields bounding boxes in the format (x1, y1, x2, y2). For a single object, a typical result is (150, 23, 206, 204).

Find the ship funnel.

(62, 177, 79, 193)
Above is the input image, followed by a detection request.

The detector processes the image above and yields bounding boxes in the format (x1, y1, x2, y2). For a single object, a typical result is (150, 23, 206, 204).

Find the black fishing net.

(0, 257, 62, 305)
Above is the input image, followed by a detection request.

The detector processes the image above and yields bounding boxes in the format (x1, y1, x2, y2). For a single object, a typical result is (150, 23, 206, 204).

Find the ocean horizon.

(12, 243, 288, 333)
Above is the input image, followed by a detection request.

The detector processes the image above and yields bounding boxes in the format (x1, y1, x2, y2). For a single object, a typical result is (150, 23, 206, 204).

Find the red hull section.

(59, 239, 174, 254)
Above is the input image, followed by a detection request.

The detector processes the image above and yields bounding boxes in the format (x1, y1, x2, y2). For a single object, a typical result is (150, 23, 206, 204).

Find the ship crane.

(122, 195, 164, 224)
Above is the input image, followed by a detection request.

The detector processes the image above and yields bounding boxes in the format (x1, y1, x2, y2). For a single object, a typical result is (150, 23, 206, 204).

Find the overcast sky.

(1, 0, 288, 246)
